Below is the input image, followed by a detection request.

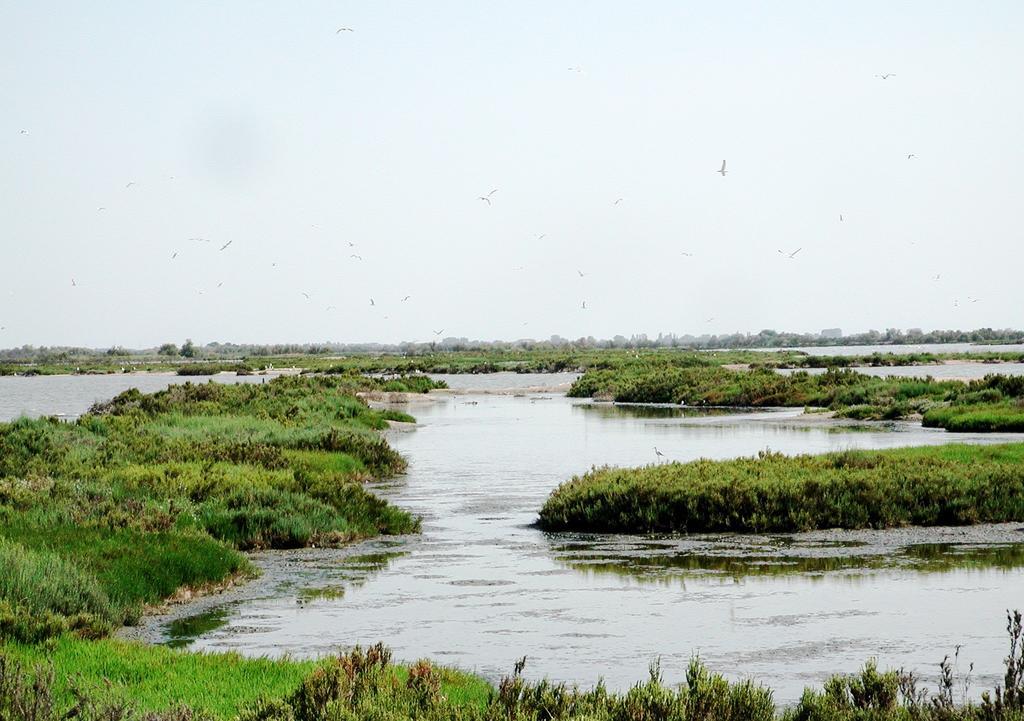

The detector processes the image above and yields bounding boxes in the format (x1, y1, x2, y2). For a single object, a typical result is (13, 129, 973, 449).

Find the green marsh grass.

(8, 615, 1024, 719)
(0, 375, 417, 642)
(538, 443, 1024, 534)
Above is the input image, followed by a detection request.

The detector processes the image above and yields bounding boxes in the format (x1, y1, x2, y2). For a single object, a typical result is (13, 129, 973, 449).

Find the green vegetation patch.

(538, 443, 1024, 534)
(0, 375, 418, 642)
(8, 617, 1024, 720)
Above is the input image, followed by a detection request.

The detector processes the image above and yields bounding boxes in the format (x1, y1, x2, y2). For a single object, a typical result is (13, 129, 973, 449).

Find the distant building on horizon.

(820, 328, 843, 339)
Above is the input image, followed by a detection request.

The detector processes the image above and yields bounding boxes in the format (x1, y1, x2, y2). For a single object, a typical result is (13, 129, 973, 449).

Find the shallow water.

(169, 394, 1024, 702)
(777, 363, 1024, 380)
(0, 372, 284, 421)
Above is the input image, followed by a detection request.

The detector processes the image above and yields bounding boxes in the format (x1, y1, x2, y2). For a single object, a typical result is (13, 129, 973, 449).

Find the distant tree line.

(1, 327, 1021, 362)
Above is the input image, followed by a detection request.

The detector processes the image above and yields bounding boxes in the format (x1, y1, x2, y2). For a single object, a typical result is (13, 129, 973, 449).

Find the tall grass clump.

(538, 443, 1024, 534)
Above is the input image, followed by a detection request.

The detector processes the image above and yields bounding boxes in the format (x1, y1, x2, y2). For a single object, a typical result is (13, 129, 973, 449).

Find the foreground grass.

(0, 376, 420, 643)
(538, 443, 1024, 534)
(7, 614, 1024, 720)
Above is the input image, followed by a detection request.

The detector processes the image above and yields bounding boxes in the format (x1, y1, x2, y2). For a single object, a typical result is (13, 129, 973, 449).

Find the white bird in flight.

(478, 189, 498, 205)
(613, 198, 623, 205)
(907, 154, 917, 160)
(350, 253, 363, 260)
(125, 182, 135, 189)
(71, 278, 77, 287)
(301, 292, 310, 300)
(369, 298, 375, 306)
(581, 300, 587, 309)
(336, 27, 354, 33)
(171, 251, 178, 259)
(717, 160, 727, 176)
(680, 251, 693, 257)
(402, 295, 411, 302)
(875, 73, 896, 80)
(577, 269, 586, 277)
(219, 240, 233, 251)
(19, 129, 28, 135)
(433, 329, 444, 336)
(778, 247, 802, 259)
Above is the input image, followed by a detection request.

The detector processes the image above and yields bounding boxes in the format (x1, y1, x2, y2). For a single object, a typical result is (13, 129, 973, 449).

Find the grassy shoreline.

(6, 613, 1024, 719)
(0, 375, 426, 644)
(538, 443, 1024, 534)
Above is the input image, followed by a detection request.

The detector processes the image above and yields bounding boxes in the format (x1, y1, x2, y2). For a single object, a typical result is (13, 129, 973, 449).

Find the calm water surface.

(0, 372, 285, 421)
(778, 363, 1024, 379)
(170, 392, 1024, 702)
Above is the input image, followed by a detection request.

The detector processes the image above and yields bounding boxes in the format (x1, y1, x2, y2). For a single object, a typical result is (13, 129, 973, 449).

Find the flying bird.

(577, 269, 585, 277)
(717, 160, 727, 176)
(369, 298, 375, 306)
(680, 251, 693, 257)
(97, 207, 106, 212)
(171, 251, 178, 259)
(567, 66, 583, 73)
(433, 329, 444, 335)
(326, 305, 337, 311)
(968, 296, 982, 303)
(301, 292, 310, 300)
(839, 214, 844, 222)
(536, 233, 546, 241)
(613, 198, 623, 205)
(219, 240, 233, 251)
(933, 274, 941, 281)
(19, 130, 28, 135)
(907, 154, 917, 160)
(581, 300, 587, 309)
(875, 73, 896, 80)
(705, 317, 715, 323)
(125, 182, 135, 189)
(478, 189, 498, 205)
(190, 237, 211, 243)
(347, 241, 356, 247)
(401, 295, 411, 302)
(336, 26, 354, 33)
(778, 247, 802, 259)
(71, 279, 77, 287)
(350, 253, 363, 260)
(217, 281, 223, 288)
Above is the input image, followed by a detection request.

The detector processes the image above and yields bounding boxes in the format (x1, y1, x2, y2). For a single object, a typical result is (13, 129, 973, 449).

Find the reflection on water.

(162, 608, 231, 649)
(180, 394, 1024, 702)
(549, 536, 1024, 582)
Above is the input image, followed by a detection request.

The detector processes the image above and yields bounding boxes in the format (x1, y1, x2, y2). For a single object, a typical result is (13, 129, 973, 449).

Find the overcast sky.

(2, 1, 1022, 348)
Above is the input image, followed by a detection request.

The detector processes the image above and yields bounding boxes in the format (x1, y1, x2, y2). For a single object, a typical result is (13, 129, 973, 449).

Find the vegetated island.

(567, 365, 1024, 432)
(538, 443, 1024, 535)
(0, 374, 447, 644)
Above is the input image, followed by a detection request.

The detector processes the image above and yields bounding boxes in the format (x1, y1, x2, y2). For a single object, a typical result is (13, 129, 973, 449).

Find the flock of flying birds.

(8, 58, 982, 339)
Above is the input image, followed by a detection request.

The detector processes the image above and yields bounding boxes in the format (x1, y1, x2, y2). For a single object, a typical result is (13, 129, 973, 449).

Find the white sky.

(2, 1, 1022, 348)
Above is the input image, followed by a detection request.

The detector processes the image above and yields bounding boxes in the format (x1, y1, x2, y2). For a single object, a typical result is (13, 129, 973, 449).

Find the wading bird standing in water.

(718, 160, 727, 176)
(478, 189, 498, 205)
(654, 446, 665, 462)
